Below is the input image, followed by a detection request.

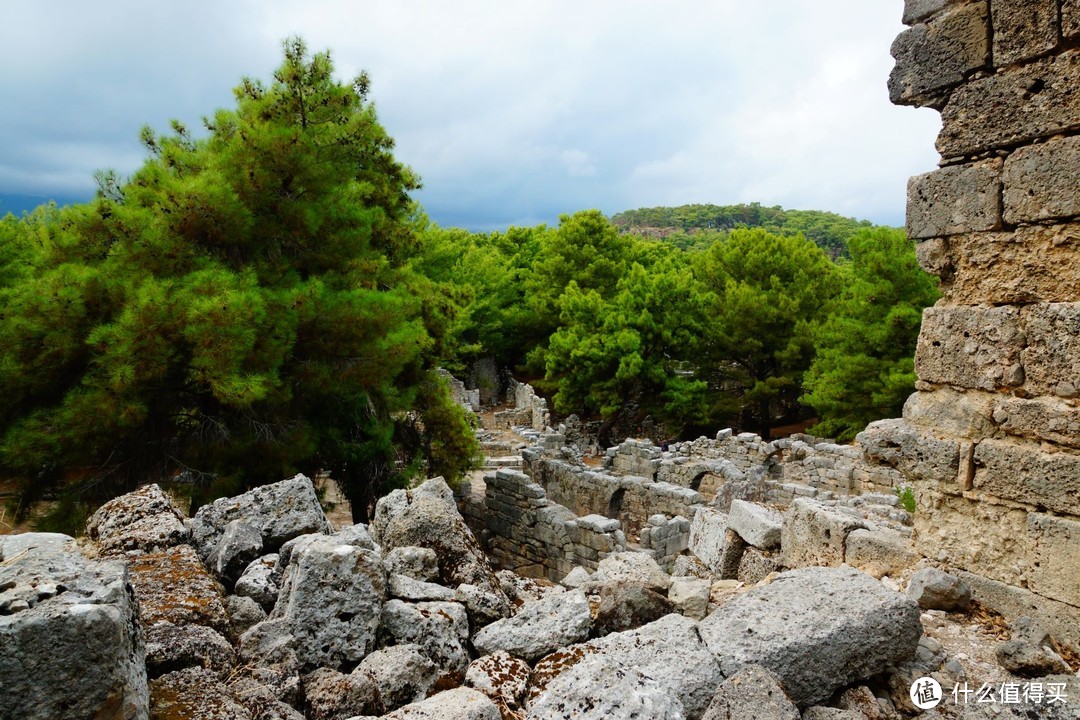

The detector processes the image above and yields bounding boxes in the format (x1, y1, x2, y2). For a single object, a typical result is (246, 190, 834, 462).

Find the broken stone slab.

(465, 651, 531, 715)
(354, 644, 439, 713)
(454, 582, 510, 628)
(387, 573, 457, 602)
(996, 639, 1072, 678)
(698, 566, 922, 707)
(303, 666, 381, 720)
(85, 483, 190, 555)
(271, 535, 386, 669)
(857, 419, 961, 487)
(906, 567, 971, 611)
(701, 664, 799, 720)
(363, 687, 502, 720)
(234, 553, 280, 611)
(592, 580, 675, 637)
(0, 536, 149, 720)
(737, 546, 781, 585)
(379, 599, 471, 675)
(207, 519, 264, 586)
(591, 550, 672, 592)
(473, 588, 592, 662)
(149, 667, 251, 720)
(780, 499, 866, 569)
(225, 594, 266, 642)
(560, 565, 591, 588)
(689, 507, 729, 575)
(187, 474, 331, 560)
(889, 3, 990, 108)
(727, 500, 782, 550)
(527, 651, 687, 720)
(845, 528, 921, 579)
(128, 544, 229, 631)
(382, 546, 439, 582)
(668, 576, 711, 620)
(145, 620, 236, 679)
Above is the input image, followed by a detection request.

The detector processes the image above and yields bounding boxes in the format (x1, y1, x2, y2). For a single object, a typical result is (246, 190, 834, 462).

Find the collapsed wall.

(884, 0, 1080, 641)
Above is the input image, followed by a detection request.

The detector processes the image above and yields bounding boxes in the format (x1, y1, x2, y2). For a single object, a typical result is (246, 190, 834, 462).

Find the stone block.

(954, 570, 1080, 652)
(993, 395, 1080, 449)
(1027, 513, 1080, 607)
(128, 545, 229, 631)
(727, 499, 783, 549)
(857, 419, 962, 487)
(914, 305, 1025, 391)
(1066, 0, 1080, 39)
(689, 507, 729, 574)
(973, 439, 1080, 515)
(902, 388, 996, 438)
(915, 236, 951, 277)
(738, 546, 781, 585)
(907, 160, 1001, 240)
(933, 224, 1080, 305)
(991, 0, 1059, 67)
(780, 499, 866, 569)
(938, 50, 1080, 157)
(1021, 303, 1080, 398)
(889, 3, 990, 107)
(1004, 137, 1080, 223)
(902, 0, 965, 25)
(845, 528, 922, 577)
(912, 489, 1032, 587)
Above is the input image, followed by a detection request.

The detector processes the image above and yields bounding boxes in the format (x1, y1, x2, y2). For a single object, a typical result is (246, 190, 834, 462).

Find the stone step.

(482, 456, 523, 469)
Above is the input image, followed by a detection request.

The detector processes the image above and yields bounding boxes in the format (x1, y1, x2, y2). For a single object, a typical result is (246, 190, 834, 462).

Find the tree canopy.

(0, 39, 476, 529)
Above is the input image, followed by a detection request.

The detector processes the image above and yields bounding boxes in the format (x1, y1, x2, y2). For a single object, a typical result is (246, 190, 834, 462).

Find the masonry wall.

(883, 0, 1080, 644)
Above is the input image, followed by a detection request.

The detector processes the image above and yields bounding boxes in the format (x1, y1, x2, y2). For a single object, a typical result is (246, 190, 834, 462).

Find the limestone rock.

(592, 551, 672, 592)
(668, 576, 711, 620)
(234, 553, 280, 611)
(128, 544, 229, 631)
(379, 599, 471, 675)
(376, 687, 501, 720)
(701, 664, 799, 720)
(473, 588, 592, 662)
(497, 570, 565, 606)
(188, 474, 331, 560)
(382, 545, 440, 582)
(228, 678, 306, 720)
(906, 567, 971, 611)
(689, 507, 729, 574)
(737, 546, 781, 585)
(225, 594, 266, 642)
(995, 639, 1072, 677)
(889, 4, 990, 108)
(388, 573, 457, 602)
(727, 500, 782, 550)
(355, 644, 439, 712)
(526, 652, 686, 720)
(86, 484, 190, 555)
(272, 536, 386, 669)
(303, 667, 381, 720)
(0, 536, 149, 720)
(466, 651, 531, 715)
(373, 477, 503, 596)
(561, 566, 591, 588)
(780, 499, 866, 569)
(845, 529, 921, 579)
(145, 621, 236, 679)
(592, 580, 675, 636)
(207, 519, 264, 585)
(698, 567, 922, 707)
(455, 582, 511, 627)
(149, 667, 251, 720)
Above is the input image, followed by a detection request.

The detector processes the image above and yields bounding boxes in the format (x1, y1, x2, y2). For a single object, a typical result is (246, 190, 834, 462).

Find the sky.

(0, 1, 942, 230)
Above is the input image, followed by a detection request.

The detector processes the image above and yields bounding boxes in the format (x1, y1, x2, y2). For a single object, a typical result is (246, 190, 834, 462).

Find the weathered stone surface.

(1021, 302, 1080, 398)
(937, 50, 1080, 157)
(86, 484, 190, 555)
(303, 667, 381, 720)
(959, 570, 1080, 652)
(145, 621, 236, 679)
(228, 677, 306, 720)
(727, 500, 782, 550)
(188, 474, 331, 560)
(992, 0, 1059, 67)
(889, 4, 990, 107)
(0, 531, 74, 560)
(207, 519, 264, 585)
(914, 305, 1026, 391)
(994, 395, 1080, 449)
(272, 536, 386, 669)
(473, 588, 591, 662)
(379, 600, 471, 675)
(930, 225, 1080, 305)
(388, 573, 457, 602)
(129, 544, 228, 631)
(906, 160, 1001, 239)
(906, 567, 971, 610)
(996, 639, 1072, 677)
(356, 644, 439, 712)
(902, 0, 958, 25)
(382, 546, 439, 582)
(668, 576, 711, 620)
(454, 582, 511, 627)
(0, 537, 149, 720)
(149, 667, 251, 720)
(698, 567, 922, 707)
(1004, 136, 1080, 223)
(845, 528, 921, 578)
(1027, 513, 1080, 607)
(234, 553, 280, 610)
(973, 439, 1080, 516)
(591, 551, 672, 592)
(902, 388, 992, 439)
(593, 581, 675, 636)
(689, 508, 729, 575)
(858, 419, 962, 488)
(373, 477, 503, 596)
(780, 499, 866, 569)
(737, 546, 781, 585)
(561, 566, 591, 588)
(497, 570, 565, 606)
(465, 651, 531, 716)
(527, 652, 687, 720)
(586, 613, 724, 719)
(701, 664, 799, 720)
(378, 687, 501, 720)
(801, 708, 863, 720)
(225, 594, 266, 642)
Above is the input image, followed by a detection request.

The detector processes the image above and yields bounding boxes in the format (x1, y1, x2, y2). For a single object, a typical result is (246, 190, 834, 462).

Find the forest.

(0, 41, 938, 530)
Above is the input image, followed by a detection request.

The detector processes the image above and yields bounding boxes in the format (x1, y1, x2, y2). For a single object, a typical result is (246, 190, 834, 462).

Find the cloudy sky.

(1, 1, 941, 230)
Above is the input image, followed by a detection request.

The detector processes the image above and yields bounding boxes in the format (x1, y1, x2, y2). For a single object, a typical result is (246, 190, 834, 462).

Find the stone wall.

(884, 0, 1080, 645)
(491, 381, 550, 432)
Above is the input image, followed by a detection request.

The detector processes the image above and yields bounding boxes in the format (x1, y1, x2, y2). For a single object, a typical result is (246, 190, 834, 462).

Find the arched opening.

(608, 488, 625, 519)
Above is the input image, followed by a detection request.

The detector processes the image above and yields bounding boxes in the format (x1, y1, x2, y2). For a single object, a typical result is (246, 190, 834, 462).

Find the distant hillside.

(0, 192, 90, 217)
(610, 202, 880, 257)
